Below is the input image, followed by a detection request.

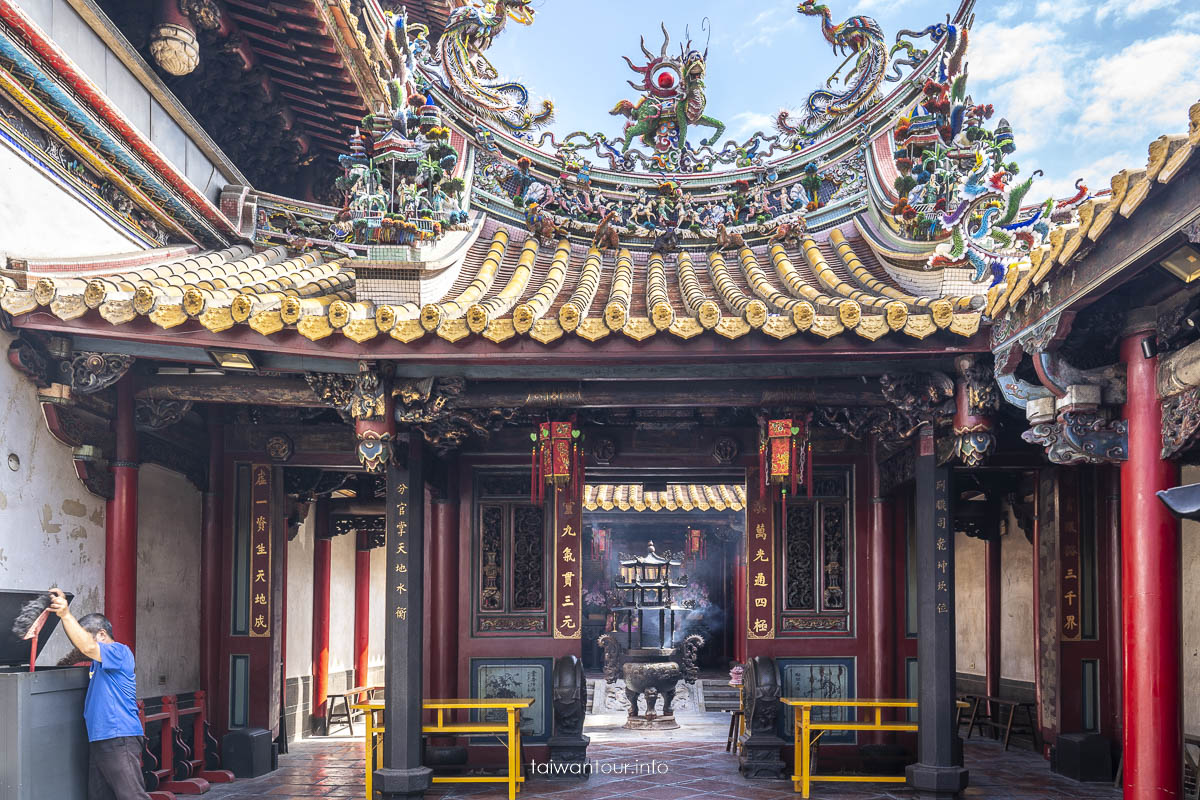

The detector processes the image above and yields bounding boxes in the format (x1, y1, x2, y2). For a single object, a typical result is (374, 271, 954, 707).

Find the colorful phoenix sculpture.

(609, 23, 726, 172)
(436, 0, 553, 133)
(889, 15, 1071, 302)
(777, 1, 888, 147)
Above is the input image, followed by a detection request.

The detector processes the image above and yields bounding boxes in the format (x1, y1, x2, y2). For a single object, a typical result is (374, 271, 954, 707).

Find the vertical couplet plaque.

(249, 464, 272, 638)
(1059, 470, 1082, 642)
(746, 467, 775, 640)
(553, 483, 582, 639)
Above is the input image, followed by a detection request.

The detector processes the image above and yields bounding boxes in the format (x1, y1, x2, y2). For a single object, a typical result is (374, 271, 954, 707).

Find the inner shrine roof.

(584, 483, 746, 513)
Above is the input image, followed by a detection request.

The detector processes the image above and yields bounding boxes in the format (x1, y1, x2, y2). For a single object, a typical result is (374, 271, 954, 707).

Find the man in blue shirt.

(49, 588, 151, 800)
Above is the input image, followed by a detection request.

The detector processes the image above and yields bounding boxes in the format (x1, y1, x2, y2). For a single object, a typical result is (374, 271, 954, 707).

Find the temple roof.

(0, 219, 985, 349)
(584, 484, 746, 513)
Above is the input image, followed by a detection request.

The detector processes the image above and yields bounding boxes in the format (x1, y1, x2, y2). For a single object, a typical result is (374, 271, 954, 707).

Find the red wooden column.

(105, 374, 138, 650)
(985, 536, 1002, 708)
(354, 531, 372, 689)
(312, 499, 333, 726)
(1119, 325, 1182, 799)
(199, 409, 223, 695)
(867, 435, 895, 702)
(428, 490, 460, 700)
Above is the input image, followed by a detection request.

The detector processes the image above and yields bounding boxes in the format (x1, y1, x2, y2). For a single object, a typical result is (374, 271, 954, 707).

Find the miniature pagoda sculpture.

(598, 542, 704, 730)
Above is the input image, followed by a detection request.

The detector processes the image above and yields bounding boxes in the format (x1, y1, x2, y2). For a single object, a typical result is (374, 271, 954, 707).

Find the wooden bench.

(325, 686, 377, 736)
(963, 695, 1040, 752)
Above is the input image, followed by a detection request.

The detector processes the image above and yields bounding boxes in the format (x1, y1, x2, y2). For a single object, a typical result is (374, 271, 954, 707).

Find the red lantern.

(759, 415, 813, 508)
(530, 419, 583, 505)
(686, 528, 706, 563)
(591, 527, 609, 561)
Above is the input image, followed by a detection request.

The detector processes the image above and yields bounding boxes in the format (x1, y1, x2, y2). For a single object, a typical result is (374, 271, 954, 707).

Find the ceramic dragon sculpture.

(436, 0, 553, 134)
(777, 1, 887, 147)
(610, 23, 725, 172)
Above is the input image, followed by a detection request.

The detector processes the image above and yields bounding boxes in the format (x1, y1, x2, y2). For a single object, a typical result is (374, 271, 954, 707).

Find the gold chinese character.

(255, 543, 267, 556)
(1065, 615, 1078, 631)
(935, 479, 946, 491)
(395, 563, 407, 573)
(936, 517, 946, 529)
(1063, 545, 1078, 557)
(562, 594, 574, 606)
(936, 537, 947, 551)
(1064, 568, 1078, 581)
(254, 569, 266, 583)
(396, 521, 407, 537)
(936, 560, 948, 574)
(396, 483, 408, 496)
(395, 583, 407, 594)
(755, 523, 766, 540)
(752, 502, 766, 514)
(559, 615, 577, 630)
(255, 469, 268, 486)
(561, 524, 576, 538)
(936, 603, 948, 614)
(255, 515, 267, 533)
(564, 502, 576, 515)
(935, 499, 946, 511)
(752, 619, 769, 634)
(1064, 590, 1077, 607)
(562, 571, 575, 588)
(254, 593, 266, 606)
(396, 543, 407, 555)
(754, 598, 767, 608)
(752, 548, 768, 563)
(254, 614, 266, 628)
(562, 546, 576, 563)
(395, 607, 407, 620)
(936, 581, 947, 593)
(396, 502, 407, 516)
(753, 572, 767, 587)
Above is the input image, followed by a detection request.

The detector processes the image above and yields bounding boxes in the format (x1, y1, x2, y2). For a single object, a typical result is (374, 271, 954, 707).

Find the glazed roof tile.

(0, 220, 986, 348)
(583, 484, 746, 513)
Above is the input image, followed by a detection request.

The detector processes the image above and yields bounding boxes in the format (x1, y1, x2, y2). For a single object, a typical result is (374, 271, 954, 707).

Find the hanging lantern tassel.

(530, 432, 539, 505)
(758, 430, 767, 501)
(790, 424, 799, 498)
(806, 438, 814, 499)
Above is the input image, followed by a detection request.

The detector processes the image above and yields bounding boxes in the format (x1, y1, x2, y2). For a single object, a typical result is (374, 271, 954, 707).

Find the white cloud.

(726, 111, 777, 142)
(1077, 33, 1200, 138)
(1182, 11, 1200, 28)
(1028, 151, 1137, 200)
(993, 2, 1023, 21)
(1095, 0, 1179, 22)
(730, 8, 799, 55)
(1035, 0, 1088, 22)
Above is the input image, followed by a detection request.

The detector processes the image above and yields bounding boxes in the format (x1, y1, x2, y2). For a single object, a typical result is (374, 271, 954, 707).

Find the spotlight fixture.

(1160, 244, 1200, 283)
(207, 348, 257, 370)
(1141, 337, 1158, 359)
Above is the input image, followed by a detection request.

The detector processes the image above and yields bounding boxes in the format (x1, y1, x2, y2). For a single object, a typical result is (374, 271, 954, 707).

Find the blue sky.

(483, 0, 1200, 198)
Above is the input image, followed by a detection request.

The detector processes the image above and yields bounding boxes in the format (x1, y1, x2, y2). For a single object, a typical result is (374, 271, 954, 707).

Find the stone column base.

(906, 762, 969, 799)
(737, 732, 786, 779)
(547, 733, 591, 779)
(375, 765, 434, 798)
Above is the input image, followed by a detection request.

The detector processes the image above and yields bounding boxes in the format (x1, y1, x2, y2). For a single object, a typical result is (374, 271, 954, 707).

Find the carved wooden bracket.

(1021, 411, 1128, 464)
(62, 352, 135, 394)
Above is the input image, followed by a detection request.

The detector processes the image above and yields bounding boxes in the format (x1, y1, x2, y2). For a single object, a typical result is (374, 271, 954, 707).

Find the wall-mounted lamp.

(207, 348, 257, 370)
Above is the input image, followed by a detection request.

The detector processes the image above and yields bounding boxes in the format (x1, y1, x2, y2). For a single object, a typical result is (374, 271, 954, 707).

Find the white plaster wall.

(369, 545, 385, 671)
(135, 464, 200, 697)
(286, 513, 315, 680)
(1182, 465, 1200, 735)
(0, 334, 106, 665)
(327, 532, 356, 681)
(955, 529, 987, 676)
(0, 145, 142, 260)
(1000, 505, 1036, 683)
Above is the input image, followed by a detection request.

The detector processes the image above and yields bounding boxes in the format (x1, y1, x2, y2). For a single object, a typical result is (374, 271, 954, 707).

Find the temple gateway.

(0, 0, 1197, 798)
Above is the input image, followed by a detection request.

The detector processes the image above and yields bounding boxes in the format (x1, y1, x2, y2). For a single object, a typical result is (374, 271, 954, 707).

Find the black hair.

(77, 613, 113, 640)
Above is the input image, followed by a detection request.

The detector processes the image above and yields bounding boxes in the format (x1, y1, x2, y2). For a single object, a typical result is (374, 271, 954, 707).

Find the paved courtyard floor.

(202, 715, 1121, 799)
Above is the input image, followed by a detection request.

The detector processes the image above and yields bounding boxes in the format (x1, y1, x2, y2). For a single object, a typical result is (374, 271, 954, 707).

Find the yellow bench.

(352, 697, 534, 800)
(782, 698, 967, 798)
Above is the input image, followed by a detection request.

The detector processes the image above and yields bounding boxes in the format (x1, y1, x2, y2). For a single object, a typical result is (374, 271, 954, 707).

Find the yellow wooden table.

(782, 698, 918, 798)
(353, 697, 534, 800)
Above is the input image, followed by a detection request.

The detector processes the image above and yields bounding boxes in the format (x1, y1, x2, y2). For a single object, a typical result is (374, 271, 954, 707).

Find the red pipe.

(867, 437, 894, 698)
(312, 500, 332, 721)
(985, 536, 1002, 712)
(199, 409, 223, 696)
(354, 532, 371, 689)
(428, 496, 460, 700)
(105, 374, 138, 651)
(1119, 330, 1182, 799)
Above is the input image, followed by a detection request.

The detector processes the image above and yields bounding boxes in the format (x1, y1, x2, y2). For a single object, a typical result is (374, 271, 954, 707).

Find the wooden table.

(783, 698, 918, 799)
(353, 697, 534, 800)
(324, 685, 377, 736)
(962, 695, 1040, 751)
